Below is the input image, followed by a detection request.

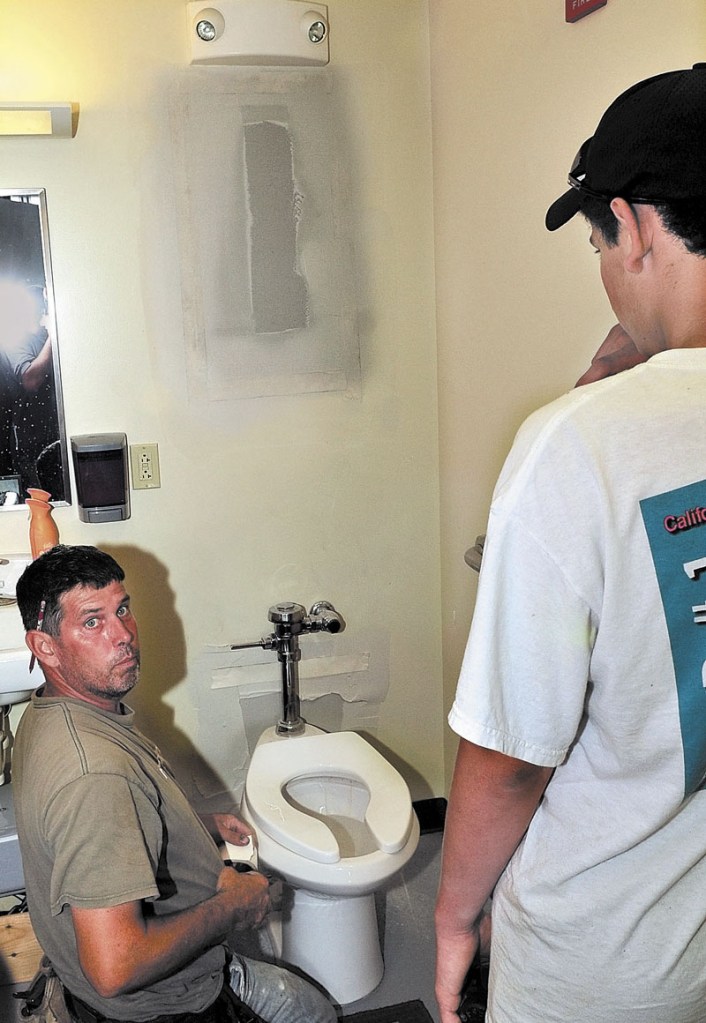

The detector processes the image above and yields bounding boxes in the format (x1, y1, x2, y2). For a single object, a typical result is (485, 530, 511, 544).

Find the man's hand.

(575, 323, 647, 386)
(201, 812, 253, 847)
(435, 926, 480, 1023)
(217, 864, 270, 930)
(434, 741, 552, 1023)
(436, 909, 491, 1022)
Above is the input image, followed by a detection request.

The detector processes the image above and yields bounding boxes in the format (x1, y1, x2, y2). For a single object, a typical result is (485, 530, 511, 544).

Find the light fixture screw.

(196, 18, 217, 41)
(308, 20, 327, 43)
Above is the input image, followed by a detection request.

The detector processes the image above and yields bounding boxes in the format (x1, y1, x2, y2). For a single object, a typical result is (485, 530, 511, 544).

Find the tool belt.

(66, 983, 266, 1023)
(16, 961, 266, 1023)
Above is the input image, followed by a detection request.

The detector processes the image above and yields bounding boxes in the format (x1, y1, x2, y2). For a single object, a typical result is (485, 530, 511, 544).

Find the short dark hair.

(580, 193, 706, 257)
(579, 193, 620, 246)
(16, 545, 125, 637)
(656, 201, 706, 257)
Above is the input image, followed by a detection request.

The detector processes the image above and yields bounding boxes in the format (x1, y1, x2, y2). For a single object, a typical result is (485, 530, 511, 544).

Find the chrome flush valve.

(230, 601, 346, 735)
(267, 601, 346, 733)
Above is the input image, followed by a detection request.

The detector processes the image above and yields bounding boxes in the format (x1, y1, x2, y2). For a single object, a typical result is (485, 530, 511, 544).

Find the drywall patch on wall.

(172, 68, 361, 401)
(209, 648, 372, 698)
(184, 629, 390, 803)
(244, 115, 308, 333)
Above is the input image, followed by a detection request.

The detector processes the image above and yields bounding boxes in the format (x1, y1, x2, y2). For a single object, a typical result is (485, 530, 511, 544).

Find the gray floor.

(0, 832, 442, 1022)
(340, 831, 441, 1021)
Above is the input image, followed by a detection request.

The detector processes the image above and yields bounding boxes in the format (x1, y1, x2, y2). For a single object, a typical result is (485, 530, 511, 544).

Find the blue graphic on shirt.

(641, 480, 706, 795)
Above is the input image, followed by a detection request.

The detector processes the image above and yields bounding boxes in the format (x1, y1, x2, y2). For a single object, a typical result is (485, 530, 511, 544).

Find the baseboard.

(412, 797, 447, 834)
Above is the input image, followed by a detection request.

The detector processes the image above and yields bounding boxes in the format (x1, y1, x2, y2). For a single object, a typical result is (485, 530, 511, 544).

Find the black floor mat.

(341, 999, 434, 1023)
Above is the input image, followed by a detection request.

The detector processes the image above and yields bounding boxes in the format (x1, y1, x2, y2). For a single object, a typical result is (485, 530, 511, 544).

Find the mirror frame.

(0, 188, 71, 508)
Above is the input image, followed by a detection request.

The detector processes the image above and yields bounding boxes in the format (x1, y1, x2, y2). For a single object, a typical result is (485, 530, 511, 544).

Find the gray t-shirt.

(13, 692, 226, 1021)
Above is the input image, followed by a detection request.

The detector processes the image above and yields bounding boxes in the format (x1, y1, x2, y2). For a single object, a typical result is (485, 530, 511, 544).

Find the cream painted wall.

(430, 0, 706, 787)
(0, 1, 444, 804)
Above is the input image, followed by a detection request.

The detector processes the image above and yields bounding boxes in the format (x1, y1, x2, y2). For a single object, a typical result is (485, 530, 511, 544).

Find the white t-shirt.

(450, 350, 706, 1023)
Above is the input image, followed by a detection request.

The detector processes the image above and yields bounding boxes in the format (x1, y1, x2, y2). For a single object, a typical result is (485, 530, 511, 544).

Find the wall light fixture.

(0, 103, 79, 139)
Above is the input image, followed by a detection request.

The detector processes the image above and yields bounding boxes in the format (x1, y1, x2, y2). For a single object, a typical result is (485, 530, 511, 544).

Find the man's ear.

(25, 629, 59, 667)
(610, 198, 652, 273)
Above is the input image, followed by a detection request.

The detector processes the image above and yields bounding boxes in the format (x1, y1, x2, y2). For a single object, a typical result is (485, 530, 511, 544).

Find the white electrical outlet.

(130, 443, 161, 490)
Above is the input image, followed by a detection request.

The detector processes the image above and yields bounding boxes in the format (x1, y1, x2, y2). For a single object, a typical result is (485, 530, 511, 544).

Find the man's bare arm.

(435, 740, 552, 1023)
(19, 336, 52, 394)
(71, 864, 269, 998)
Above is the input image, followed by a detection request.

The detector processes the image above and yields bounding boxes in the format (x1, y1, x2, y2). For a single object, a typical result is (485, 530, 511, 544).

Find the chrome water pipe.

(230, 601, 346, 735)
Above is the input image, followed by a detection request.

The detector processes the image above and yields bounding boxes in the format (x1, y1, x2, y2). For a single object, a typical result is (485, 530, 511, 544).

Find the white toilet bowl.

(241, 725, 420, 1005)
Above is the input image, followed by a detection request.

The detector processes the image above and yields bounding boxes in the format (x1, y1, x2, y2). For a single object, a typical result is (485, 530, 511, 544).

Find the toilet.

(241, 724, 420, 1005)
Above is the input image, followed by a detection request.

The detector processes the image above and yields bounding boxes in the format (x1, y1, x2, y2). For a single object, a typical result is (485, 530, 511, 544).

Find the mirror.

(0, 189, 70, 507)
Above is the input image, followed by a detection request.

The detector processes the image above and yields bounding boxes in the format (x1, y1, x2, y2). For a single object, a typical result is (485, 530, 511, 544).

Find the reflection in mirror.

(0, 189, 70, 507)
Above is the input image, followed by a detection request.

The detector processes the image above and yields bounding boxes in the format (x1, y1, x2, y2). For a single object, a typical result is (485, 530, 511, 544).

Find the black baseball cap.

(546, 63, 706, 231)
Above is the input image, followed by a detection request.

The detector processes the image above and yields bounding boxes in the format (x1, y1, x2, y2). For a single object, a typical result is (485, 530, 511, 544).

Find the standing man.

(13, 544, 337, 1023)
(435, 65, 706, 1022)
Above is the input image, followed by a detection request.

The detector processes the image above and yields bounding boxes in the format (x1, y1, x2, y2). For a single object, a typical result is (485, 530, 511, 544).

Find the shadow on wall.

(87, 548, 433, 815)
(99, 544, 230, 804)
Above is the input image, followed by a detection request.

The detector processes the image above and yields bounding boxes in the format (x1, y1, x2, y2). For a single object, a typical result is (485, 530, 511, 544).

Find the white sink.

(0, 648, 39, 705)
(0, 784, 24, 895)
(0, 554, 31, 600)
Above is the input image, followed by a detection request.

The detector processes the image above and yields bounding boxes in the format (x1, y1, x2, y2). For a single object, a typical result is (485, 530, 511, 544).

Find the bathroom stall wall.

(0, 0, 443, 804)
(430, 0, 706, 787)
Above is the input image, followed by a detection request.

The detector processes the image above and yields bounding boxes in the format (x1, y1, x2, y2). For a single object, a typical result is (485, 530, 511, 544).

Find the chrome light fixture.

(194, 7, 225, 41)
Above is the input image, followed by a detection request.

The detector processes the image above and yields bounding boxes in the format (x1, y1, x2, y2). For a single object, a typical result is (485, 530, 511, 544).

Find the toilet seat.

(244, 731, 414, 864)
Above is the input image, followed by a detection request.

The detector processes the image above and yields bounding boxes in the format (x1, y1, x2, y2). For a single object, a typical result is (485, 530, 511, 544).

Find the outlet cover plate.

(130, 443, 161, 490)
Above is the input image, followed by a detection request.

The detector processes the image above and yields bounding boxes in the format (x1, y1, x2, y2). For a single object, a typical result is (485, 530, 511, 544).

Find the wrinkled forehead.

(58, 580, 129, 620)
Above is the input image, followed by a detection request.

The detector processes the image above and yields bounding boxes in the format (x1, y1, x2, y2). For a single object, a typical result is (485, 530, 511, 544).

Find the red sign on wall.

(566, 0, 607, 23)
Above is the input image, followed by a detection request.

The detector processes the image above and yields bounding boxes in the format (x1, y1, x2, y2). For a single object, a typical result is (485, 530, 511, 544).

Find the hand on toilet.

(201, 811, 254, 848)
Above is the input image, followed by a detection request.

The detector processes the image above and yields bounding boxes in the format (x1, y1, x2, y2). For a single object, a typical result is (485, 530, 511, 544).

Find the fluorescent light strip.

(0, 103, 78, 138)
